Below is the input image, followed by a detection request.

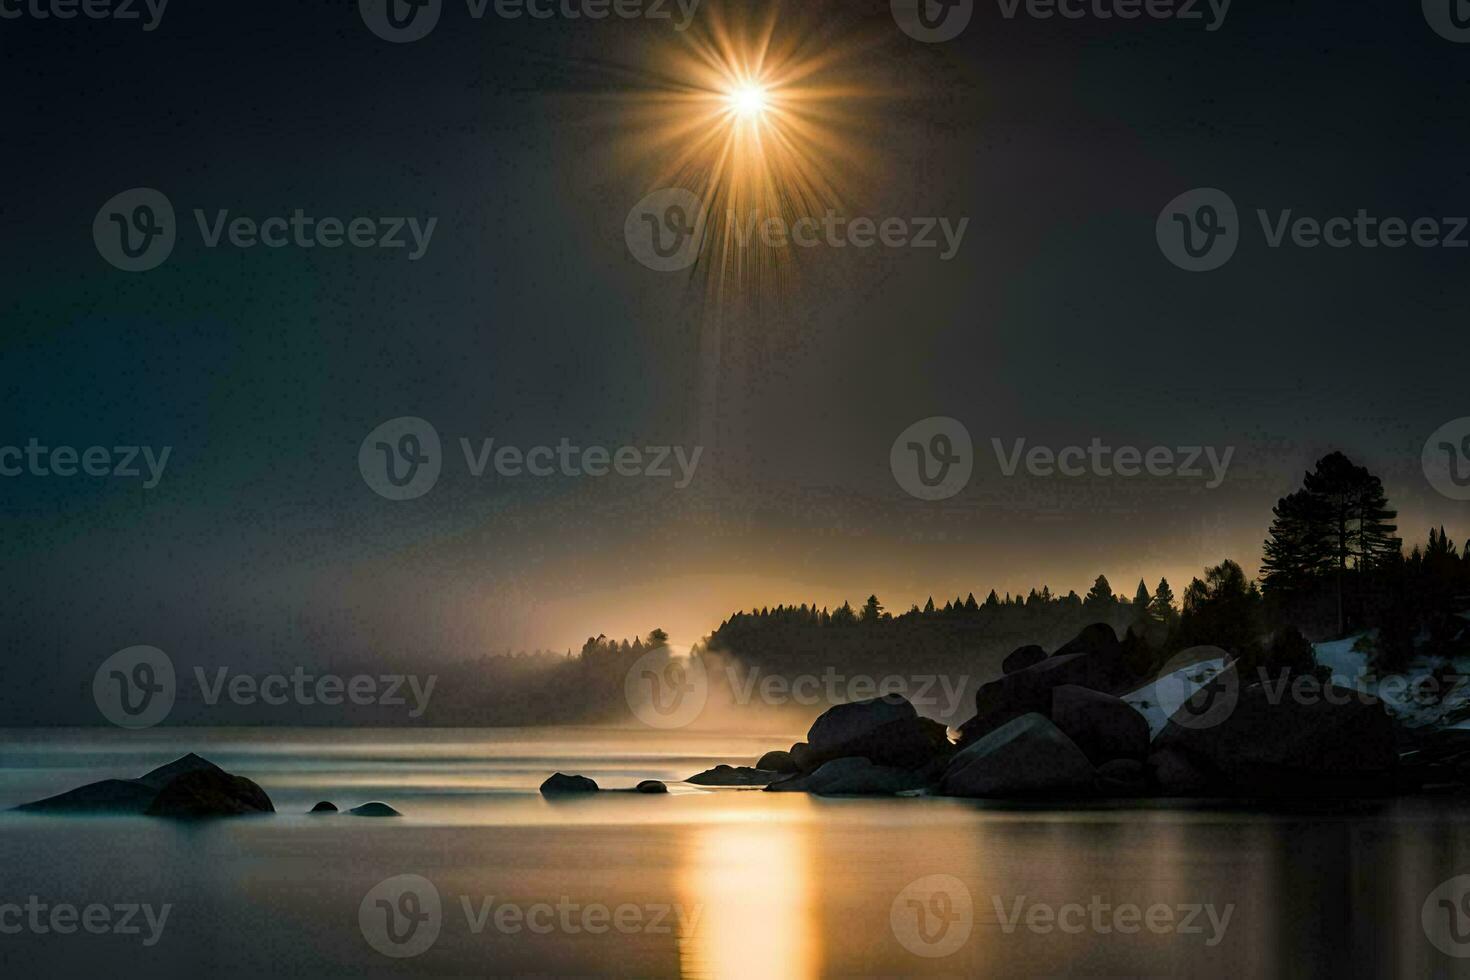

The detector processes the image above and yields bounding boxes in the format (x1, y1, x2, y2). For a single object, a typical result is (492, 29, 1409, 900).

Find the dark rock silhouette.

(1002, 644, 1047, 674)
(309, 801, 338, 813)
(789, 742, 814, 769)
(800, 694, 954, 770)
(766, 757, 939, 795)
(940, 713, 1096, 798)
(635, 780, 667, 794)
(1149, 747, 1211, 795)
(755, 750, 798, 773)
(685, 765, 781, 786)
(958, 624, 1130, 746)
(1050, 685, 1150, 765)
(16, 753, 273, 817)
(147, 769, 275, 818)
(348, 801, 402, 816)
(539, 772, 599, 794)
(1151, 670, 1398, 796)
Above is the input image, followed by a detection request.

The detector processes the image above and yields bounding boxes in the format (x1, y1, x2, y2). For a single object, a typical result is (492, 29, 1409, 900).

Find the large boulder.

(1151, 671, 1398, 796)
(939, 714, 1096, 799)
(539, 773, 599, 795)
(685, 765, 781, 786)
(803, 695, 953, 770)
(16, 754, 273, 817)
(1050, 685, 1150, 765)
(756, 750, 799, 773)
(1052, 622, 1123, 668)
(635, 780, 668, 794)
(765, 757, 935, 795)
(1002, 644, 1047, 675)
(958, 654, 1105, 746)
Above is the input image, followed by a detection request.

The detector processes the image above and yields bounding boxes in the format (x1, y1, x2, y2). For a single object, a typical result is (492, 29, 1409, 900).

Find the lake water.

(2, 727, 1470, 978)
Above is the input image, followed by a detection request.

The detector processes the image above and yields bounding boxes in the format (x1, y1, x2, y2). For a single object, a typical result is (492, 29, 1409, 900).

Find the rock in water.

(685, 765, 781, 786)
(1002, 644, 1047, 675)
(940, 714, 1096, 799)
(1151, 671, 1398, 796)
(802, 695, 954, 770)
(765, 757, 938, 795)
(539, 773, 599, 795)
(635, 780, 668, 794)
(16, 753, 274, 817)
(309, 801, 339, 813)
(348, 802, 402, 816)
(1050, 685, 1150, 765)
(147, 769, 275, 817)
(755, 750, 798, 773)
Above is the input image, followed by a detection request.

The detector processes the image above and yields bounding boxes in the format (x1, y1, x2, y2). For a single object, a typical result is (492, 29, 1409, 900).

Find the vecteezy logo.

(1423, 875, 1470, 957)
(1150, 646, 1237, 730)
(624, 188, 707, 272)
(1425, 0, 1470, 41)
(93, 646, 176, 729)
(1156, 188, 1239, 272)
(624, 648, 708, 729)
(360, 874, 442, 959)
(1423, 418, 1470, 501)
(891, 0, 974, 43)
(93, 188, 176, 272)
(359, 417, 442, 500)
(359, 0, 442, 42)
(891, 874, 972, 958)
(890, 416, 973, 501)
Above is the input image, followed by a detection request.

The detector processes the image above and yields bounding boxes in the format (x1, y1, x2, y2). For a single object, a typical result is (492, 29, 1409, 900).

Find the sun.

(726, 82, 770, 120)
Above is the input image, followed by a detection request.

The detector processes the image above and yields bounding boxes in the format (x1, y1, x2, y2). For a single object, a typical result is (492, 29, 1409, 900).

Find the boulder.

(540, 773, 599, 795)
(958, 653, 1105, 746)
(1096, 758, 1148, 795)
(1053, 622, 1123, 667)
(1050, 685, 1150, 765)
(348, 802, 402, 816)
(807, 693, 915, 750)
(15, 753, 273, 817)
(939, 714, 1096, 799)
(685, 765, 781, 786)
(802, 695, 954, 770)
(1152, 673, 1398, 796)
(146, 769, 275, 817)
(635, 780, 668, 794)
(756, 750, 799, 773)
(765, 757, 936, 795)
(309, 801, 338, 813)
(1002, 644, 1047, 675)
(789, 742, 814, 770)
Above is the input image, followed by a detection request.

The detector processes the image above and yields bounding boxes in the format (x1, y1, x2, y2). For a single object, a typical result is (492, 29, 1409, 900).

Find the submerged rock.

(539, 773, 599, 795)
(635, 780, 668, 794)
(940, 713, 1096, 799)
(309, 801, 338, 813)
(16, 753, 273, 817)
(685, 765, 781, 786)
(348, 802, 402, 817)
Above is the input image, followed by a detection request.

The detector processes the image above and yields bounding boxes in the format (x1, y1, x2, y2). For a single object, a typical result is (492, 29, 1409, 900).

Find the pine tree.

(1151, 578, 1177, 625)
(1083, 575, 1116, 611)
(1132, 579, 1152, 623)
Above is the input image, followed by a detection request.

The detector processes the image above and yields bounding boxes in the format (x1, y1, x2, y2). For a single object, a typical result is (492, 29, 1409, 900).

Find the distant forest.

(408, 451, 1470, 726)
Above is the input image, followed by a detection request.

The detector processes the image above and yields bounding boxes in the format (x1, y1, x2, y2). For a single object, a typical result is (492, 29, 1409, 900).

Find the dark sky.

(2, 0, 1467, 713)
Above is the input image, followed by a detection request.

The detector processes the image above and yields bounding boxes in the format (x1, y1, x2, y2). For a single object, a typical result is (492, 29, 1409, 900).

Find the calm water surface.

(1, 727, 1469, 978)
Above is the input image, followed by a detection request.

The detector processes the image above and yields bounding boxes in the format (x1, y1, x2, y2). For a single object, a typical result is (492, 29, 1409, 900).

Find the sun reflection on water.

(677, 819, 819, 979)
